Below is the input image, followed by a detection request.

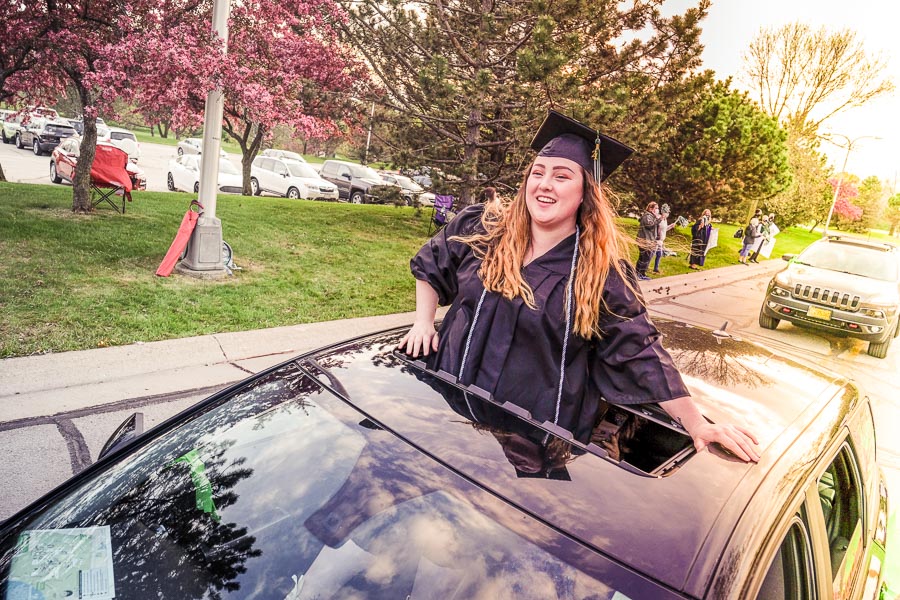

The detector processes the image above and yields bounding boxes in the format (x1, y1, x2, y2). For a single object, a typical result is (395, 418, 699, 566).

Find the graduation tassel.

(592, 134, 603, 183)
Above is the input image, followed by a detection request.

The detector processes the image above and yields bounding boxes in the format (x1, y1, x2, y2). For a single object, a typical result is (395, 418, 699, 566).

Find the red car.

(50, 137, 147, 190)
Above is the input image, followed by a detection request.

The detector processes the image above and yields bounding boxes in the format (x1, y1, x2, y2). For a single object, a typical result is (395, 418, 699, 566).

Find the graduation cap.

(530, 110, 634, 182)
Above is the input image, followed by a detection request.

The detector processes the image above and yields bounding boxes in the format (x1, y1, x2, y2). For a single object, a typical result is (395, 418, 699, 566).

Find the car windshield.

(0, 362, 651, 599)
(796, 242, 898, 281)
(110, 132, 136, 142)
(351, 164, 383, 180)
(286, 161, 320, 179)
(395, 175, 422, 191)
(219, 158, 240, 175)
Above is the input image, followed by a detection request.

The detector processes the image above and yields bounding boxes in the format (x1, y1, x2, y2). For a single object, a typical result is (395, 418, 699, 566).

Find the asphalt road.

(0, 136, 237, 193)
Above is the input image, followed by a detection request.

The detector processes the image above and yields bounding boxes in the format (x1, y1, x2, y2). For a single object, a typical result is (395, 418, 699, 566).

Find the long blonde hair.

(454, 163, 638, 339)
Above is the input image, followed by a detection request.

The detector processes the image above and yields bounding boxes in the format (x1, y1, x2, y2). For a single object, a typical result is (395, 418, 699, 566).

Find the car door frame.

(736, 428, 878, 600)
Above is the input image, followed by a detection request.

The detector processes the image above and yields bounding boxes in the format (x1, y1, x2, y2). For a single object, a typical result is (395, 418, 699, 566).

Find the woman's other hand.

(688, 421, 760, 463)
(398, 321, 439, 358)
(660, 396, 760, 463)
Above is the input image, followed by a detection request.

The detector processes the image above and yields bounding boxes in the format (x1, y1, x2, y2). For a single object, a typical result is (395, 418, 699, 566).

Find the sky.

(662, 0, 900, 190)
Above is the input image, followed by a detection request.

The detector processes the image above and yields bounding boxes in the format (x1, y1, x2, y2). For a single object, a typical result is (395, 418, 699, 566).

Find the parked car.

(166, 154, 242, 194)
(319, 159, 398, 204)
(250, 156, 338, 200)
(177, 137, 227, 157)
(67, 117, 111, 141)
(16, 120, 77, 155)
(261, 148, 306, 162)
(0, 319, 889, 599)
(759, 235, 900, 358)
(107, 127, 141, 163)
(377, 171, 426, 205)
(1, 111, 26, 144)
(50, 137, 147, 190)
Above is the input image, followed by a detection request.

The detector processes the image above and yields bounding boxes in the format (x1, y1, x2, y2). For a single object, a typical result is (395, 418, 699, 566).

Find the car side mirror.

(341, 173, 352, 180)
(782, 254, 795, 262)
(98, 412, 145, 460)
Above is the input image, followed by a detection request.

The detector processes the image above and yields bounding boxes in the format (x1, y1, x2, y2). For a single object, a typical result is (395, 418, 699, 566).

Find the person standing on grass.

(739, 217, 760, 265)
(398, 110, 759, 463)
(636, 202, 663, 280)
(748, 214, 771, 263)
(689, 209, 712, 270)
(652, 203, 675, 274)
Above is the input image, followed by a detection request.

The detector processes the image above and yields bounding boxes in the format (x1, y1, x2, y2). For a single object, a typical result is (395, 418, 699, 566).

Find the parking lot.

(0, 137, 239, 193)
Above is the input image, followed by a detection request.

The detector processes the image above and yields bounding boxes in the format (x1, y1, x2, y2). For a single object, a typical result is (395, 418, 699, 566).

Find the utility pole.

(822, 133, 879, 237)
(179, 0, 230, 277)
(363, 101, 375, 165)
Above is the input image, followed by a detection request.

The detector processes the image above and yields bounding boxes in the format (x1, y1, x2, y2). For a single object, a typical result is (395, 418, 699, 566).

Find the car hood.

(776, 262, 898, 298)
(307, 320, 849, 593)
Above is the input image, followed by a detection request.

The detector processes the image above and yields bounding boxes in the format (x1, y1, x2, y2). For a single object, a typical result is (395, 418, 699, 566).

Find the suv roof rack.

(825, 234, 896, 252)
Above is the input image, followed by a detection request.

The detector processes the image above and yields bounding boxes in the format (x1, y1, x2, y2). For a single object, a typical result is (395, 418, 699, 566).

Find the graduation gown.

(411, 205, 689, 444)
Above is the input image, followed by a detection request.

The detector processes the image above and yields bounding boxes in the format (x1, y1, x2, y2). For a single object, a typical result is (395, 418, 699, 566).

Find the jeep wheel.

(867, 336, 891, 359)
(893, 318, 900, 339)
(350, 190, 364, 204)
(1, 129, 7, 144)
(167, 173, 176, 191)
(15, 133, 22, 149)
(251, 178, 260, 196)
(758, 307, 779, 330)
(287, 187, 301, 200)
(50, 162, 62, 184)
(33, 139, 41, 156)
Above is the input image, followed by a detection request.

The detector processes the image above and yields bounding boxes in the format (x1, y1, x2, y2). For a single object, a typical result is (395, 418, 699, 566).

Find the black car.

(759, 236, 900, 358)
(0, 320, 889, 599)
(16, 120, 77, 155)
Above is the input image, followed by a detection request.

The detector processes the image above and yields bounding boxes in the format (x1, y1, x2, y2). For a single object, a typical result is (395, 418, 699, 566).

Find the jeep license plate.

(807, 306, 832, 320)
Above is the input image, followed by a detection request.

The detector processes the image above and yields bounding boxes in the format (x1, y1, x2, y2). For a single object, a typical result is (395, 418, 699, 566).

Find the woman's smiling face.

(525, 157, 584, 231)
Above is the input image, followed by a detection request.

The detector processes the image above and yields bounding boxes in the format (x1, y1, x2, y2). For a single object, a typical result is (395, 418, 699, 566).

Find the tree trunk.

(72, 116, 98, 213)
(808, 219, 820, 233)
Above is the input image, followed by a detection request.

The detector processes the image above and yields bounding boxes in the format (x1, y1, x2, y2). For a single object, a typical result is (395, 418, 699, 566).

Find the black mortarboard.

(530, 110, 634, 182)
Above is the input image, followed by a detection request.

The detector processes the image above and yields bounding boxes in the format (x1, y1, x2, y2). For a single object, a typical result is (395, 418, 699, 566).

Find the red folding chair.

(90, 144, 134, 213)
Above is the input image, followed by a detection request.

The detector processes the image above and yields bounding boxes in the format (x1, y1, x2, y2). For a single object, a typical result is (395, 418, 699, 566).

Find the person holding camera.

(636, 202, 664, 280)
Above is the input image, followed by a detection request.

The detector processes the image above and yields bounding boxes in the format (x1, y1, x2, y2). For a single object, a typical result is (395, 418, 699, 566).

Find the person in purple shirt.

(398, 110, 759, 463)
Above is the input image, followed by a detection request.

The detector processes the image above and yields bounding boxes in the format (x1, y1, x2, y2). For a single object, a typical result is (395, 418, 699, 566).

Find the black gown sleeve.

(410, 205, 485, 306)
(589, 263, 690, 405)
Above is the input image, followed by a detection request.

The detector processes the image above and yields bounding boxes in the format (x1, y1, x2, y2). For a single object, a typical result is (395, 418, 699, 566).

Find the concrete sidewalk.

(0, 259, 785, 426)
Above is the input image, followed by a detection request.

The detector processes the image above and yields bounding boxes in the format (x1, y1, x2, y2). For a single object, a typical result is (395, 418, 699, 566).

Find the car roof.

(305, 319, 854, 594)
(819, 234, 897, 253)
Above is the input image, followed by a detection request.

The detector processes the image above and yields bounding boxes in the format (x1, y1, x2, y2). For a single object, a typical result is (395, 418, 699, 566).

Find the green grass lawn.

(0, 182, 432, 357)
(619, 219, 823, 276)
(0, 181, 832, 358)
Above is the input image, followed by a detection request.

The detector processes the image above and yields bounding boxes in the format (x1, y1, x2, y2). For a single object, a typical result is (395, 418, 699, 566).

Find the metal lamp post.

(822, 133, 879, 237)
(179, 0, 230, 277)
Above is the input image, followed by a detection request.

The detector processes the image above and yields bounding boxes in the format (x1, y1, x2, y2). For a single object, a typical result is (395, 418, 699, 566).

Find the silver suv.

(759, 235, 900, 358)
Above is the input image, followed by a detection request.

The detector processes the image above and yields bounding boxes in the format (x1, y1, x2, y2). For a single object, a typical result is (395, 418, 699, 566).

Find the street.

(1, 260, 898, 523)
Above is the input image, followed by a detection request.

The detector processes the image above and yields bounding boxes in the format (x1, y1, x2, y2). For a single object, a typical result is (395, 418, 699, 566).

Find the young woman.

(399, 111, 759, 462)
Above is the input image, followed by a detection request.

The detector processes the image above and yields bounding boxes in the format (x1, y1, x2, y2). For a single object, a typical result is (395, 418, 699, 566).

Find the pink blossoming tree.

(132, 0, 370, 194)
